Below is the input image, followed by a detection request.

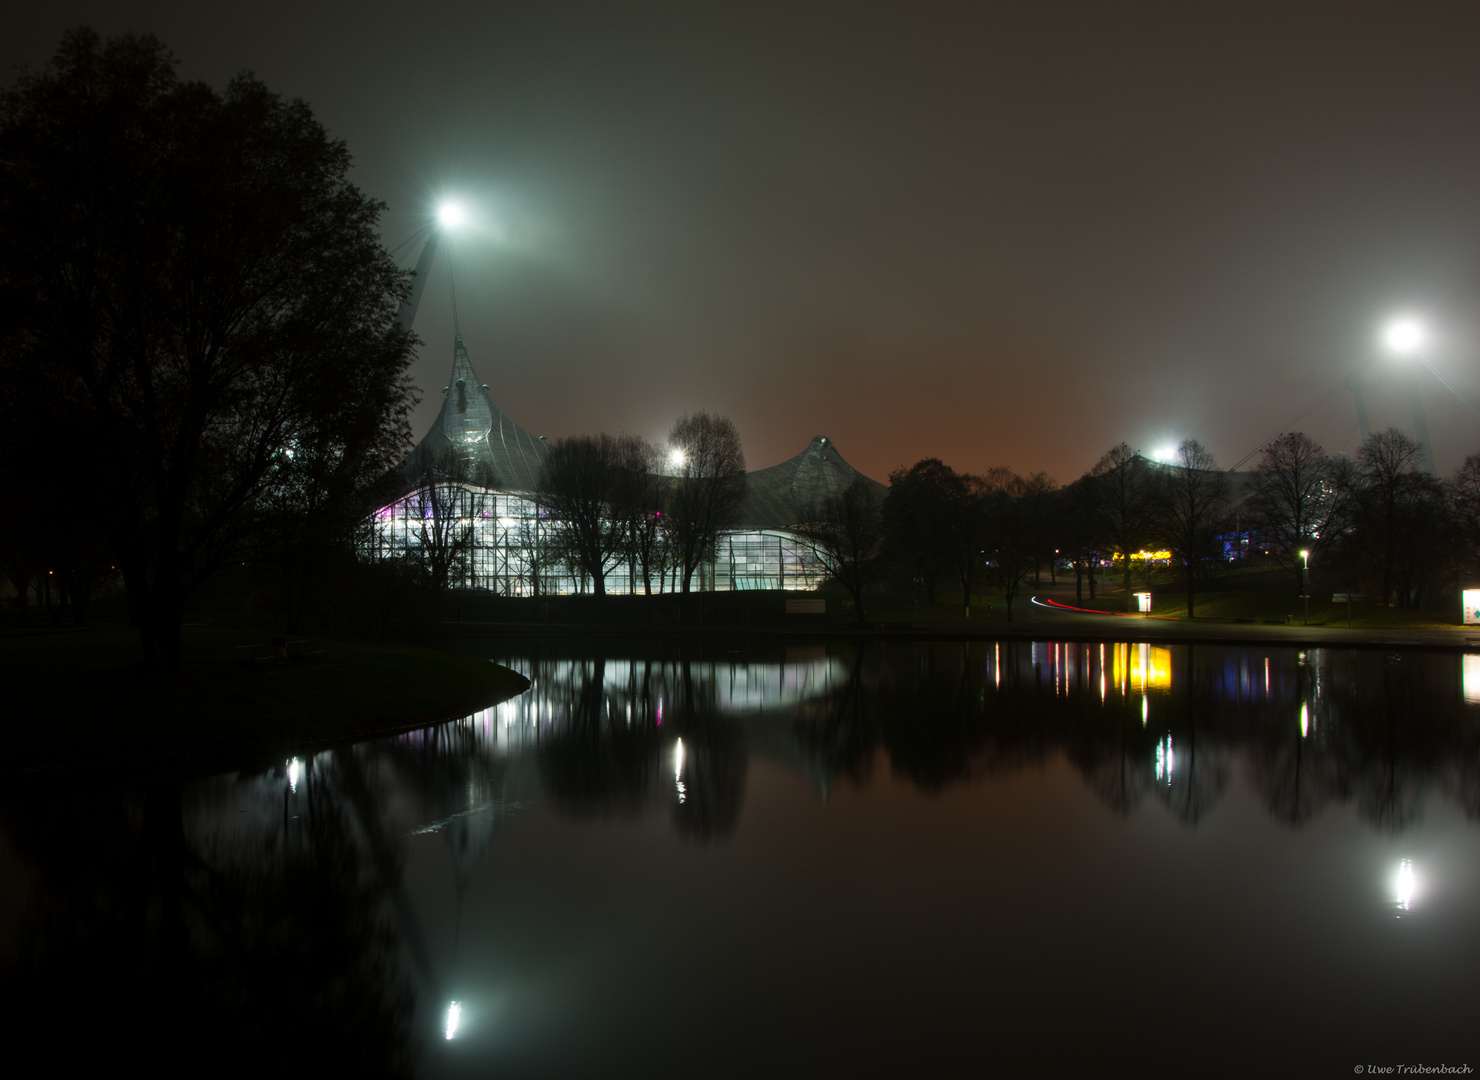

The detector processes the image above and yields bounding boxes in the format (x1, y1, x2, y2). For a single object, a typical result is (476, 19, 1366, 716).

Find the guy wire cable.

(1229, 382, 1344, 471)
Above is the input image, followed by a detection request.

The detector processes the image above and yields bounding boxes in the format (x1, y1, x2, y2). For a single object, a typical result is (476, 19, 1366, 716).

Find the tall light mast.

(392, 227, 441, 333)
(391, 201, 464, 333)
(1383, 317, 1438, 476)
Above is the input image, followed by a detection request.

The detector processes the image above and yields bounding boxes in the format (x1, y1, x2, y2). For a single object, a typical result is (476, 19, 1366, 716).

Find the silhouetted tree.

(1449, 451, 1480, 587)
(1088, 443, 1158, 610)
(611, 440, 667, 594)
(1341, 429, 1446, 607)
(883, 458, 961, 604)
(794, 475, 886, 624)
(1157, 439, 1231, 617)
(0, 30, 415, 666)
(538, 433, 649, 596)
(1246, 432, 1348, 594)
(665, 411, 746, 592)
(981, 478, 1039, 621)
(402, 450, 495, 616)
(1057, 476, 1102, 603)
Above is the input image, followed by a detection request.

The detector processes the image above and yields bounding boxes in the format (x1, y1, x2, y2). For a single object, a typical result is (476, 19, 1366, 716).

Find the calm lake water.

(3, 637, 1479, 1077)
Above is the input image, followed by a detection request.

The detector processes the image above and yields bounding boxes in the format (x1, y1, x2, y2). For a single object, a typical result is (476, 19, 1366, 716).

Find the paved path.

(971, 597, 1480, 651)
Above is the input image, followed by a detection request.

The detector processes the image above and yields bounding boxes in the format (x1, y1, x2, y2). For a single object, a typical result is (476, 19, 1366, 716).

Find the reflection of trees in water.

(786, 640, 1480, 833)
(0, 773, 416, 1072)
(1247, 734, 1346, 827)
(1150, 647, 1232, 825)
(512, 646, 749, 841)
(438, 639, 1480, 836)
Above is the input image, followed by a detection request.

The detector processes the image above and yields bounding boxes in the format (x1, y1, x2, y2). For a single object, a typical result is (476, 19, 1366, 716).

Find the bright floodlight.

(669, 447, 687, 470)
(1152, 446, 1176, 464)
(437, 201, 466, 229)
(1383, 317, 1425, 355)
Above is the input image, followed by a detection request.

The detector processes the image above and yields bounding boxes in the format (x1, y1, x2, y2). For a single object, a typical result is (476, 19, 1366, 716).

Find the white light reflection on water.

(445, 1001, 462, 1040)
(1395, 859, 1417, 913)
(1155, 734, 1174, 785)
(1300, 702, 1308, 738)
(674, 738, 687, 804)
(287, 757, 301, 794)
(1464, 656, 1480, 704)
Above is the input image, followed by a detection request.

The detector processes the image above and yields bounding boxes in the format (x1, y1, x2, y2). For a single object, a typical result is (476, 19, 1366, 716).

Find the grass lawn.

(0, 626, 529, 773)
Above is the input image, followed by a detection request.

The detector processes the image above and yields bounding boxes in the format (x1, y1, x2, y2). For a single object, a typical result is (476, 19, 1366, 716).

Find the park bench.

(233, 640, 326, 668)
(233, 643, 275, 668)
(285, 639, 326, 663)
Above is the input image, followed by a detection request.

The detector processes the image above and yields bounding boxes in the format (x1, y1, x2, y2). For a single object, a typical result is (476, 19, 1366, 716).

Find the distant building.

(365, 333, 885, 594)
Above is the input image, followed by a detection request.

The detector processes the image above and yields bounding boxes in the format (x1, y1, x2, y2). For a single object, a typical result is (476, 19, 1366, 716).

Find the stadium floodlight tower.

(1382, 315, 1438, 475)
(390, 200, 467, 334)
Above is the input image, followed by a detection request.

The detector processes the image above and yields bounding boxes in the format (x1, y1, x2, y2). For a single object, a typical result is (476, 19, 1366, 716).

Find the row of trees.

(533, 411, 746, 596)
(400, 420, 1474, 626)
(796, 426, 1480, 624)
(379, 411, 747, 619)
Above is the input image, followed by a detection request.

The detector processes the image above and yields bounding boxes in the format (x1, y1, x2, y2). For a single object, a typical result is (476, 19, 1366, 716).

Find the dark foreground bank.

(0, 628, 529, 773)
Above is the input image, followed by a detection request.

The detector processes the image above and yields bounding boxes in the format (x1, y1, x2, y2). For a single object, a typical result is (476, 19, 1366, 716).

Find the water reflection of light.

(1395, 859, 1417, 912)
(674, 738, 686, 804)
(1464, 656, 1480, 704)
(1112, 643, 1171, 693)
(287, 757, 301, 794)
(1155, 734, 1174, 785)
(1141, 696, 1148, 726)
(1299, 702, 1308, 738)
(446, 1001, 462, 1040)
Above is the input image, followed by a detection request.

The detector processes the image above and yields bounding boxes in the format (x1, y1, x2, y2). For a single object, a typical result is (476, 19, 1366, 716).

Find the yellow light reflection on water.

(1111, 643, 1172, 693)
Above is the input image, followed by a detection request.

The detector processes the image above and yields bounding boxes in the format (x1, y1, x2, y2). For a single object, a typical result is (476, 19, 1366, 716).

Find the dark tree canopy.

(1087, 443, 1158, 610)
(665, 411, 745, 593)
(1339, 428, 1448, 608)
(794, 475, 885, 625)
(1246, 432, 1347, 594)
(883, 458, 962, 603)
(1156, 439, 1231, 617)
(537, 433, 650, 596)
(0, 30, 416, 664)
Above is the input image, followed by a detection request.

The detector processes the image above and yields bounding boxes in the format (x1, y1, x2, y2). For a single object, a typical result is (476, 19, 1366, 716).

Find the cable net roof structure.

(737, 435, 887, 530)
(399, 334, 549, 491)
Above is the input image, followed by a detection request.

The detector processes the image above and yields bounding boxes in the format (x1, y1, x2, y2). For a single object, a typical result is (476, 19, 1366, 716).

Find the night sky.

(9, 1, 1480, 483)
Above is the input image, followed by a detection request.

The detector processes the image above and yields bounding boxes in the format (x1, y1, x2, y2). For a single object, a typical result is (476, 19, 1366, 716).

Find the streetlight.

(1300, 549, 1309, 626)
(1381, 315, 1438, 475)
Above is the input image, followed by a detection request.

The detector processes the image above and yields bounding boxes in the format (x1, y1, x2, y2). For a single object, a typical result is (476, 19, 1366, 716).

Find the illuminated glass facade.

(365, 481, 833, 595)
(365, 337, 881, 594)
